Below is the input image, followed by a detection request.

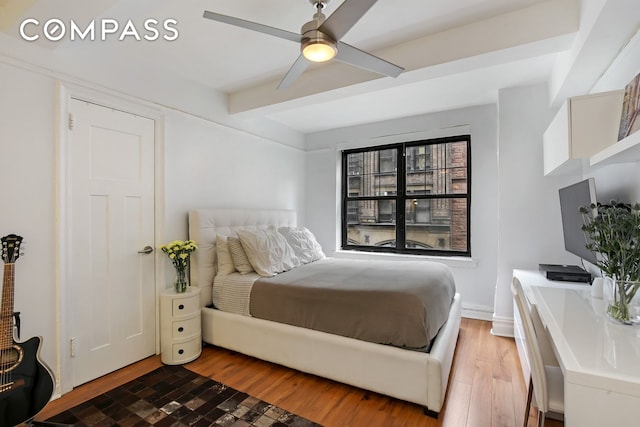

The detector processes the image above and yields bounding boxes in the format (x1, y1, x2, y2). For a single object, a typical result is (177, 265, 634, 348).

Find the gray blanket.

(250, 258, 456, 349)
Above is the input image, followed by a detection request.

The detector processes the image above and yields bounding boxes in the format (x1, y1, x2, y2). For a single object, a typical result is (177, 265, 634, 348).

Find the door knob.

(138, 245, 154, 254)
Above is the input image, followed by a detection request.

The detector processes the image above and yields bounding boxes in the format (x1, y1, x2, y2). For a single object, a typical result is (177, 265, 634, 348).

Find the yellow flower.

(160, 239, 198, 274)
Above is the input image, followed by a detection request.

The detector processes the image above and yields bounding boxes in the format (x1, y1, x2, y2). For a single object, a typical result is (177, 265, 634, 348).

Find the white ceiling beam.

(228, 0, 579, 116)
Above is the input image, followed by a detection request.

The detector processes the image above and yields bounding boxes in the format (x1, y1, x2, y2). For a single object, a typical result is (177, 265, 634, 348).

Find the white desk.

(514, 269, 640, 426)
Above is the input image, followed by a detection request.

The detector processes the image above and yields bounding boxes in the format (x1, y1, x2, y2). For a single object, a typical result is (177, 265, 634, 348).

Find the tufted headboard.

(188, 208, 297, 307)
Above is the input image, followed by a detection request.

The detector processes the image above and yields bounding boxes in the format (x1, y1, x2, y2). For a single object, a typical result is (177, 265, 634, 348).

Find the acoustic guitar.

(0, 235, 54, 426)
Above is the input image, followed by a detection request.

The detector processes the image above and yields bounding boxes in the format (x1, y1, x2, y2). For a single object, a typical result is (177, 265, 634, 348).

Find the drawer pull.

(178, 349, 184, 355)
(178, 327, 184, 333)
(178, 304, 184, 310)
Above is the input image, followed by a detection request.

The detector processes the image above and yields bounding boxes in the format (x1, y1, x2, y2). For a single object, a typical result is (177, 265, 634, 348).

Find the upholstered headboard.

(188, 208, 297, 307)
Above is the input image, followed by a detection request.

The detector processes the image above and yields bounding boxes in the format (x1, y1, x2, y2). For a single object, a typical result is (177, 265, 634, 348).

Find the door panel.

(69, 99, 156, 387)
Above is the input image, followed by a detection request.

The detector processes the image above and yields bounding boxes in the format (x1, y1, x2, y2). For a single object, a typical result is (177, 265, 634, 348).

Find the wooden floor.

(35, 318, 562, 427)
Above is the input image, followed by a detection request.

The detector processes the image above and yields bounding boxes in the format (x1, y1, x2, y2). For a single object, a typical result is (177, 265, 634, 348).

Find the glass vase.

(175, 268, 188, 293)
(603, 277, 640, 325)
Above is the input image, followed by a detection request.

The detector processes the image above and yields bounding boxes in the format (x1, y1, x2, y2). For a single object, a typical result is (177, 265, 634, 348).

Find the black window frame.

(341, 135, 471, 257)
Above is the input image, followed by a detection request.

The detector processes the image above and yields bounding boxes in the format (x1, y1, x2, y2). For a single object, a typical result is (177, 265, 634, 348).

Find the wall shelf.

(590, 130, 640, 166)
(543, 90, 624, 175)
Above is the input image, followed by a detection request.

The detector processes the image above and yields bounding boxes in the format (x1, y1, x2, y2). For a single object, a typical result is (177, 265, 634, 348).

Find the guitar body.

(0, 336, 54, 426)
(1, 234, 55, 426)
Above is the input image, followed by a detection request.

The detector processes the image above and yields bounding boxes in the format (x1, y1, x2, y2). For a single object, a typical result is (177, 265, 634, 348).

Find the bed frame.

(188, 208, 461, 416)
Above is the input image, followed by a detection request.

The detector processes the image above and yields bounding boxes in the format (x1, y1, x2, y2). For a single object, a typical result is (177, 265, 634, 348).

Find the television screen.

(558, 178, 598, 265)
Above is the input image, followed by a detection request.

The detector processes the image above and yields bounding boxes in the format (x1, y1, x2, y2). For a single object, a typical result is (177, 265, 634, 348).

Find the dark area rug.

(46, 365, 322, 427)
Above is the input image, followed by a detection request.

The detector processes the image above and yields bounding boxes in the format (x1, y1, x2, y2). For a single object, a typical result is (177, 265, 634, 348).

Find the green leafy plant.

(580, 201, 640, 322)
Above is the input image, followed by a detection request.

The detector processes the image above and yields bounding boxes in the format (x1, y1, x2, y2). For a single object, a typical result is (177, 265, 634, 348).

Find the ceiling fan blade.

(319, 0, 377, 41)
(277, 55, 310, 90)
(335, 41, 404, 77)
(203, 10, 301, 43)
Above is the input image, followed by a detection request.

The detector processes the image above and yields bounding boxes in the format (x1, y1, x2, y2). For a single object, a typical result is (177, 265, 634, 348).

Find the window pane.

(346, 200, 396, 247)
(405, 198, 468, 252)
(448, 141, 468, 194)
(346, 150, 397, 197)
(406, 141, 467, 195)
(405, 199, 431, 224)
(347, 176, 361, 196)
(406, 145, 428, 172)
(379, 149, 396, 173)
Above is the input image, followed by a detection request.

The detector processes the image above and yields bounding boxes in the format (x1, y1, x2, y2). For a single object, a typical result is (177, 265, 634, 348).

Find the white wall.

(0, 59, 306, 389)
(305, 105, 499, 318)
(586, 163, 640, 203)
(163, 111, 306, 243)
(492, 83, 581, 335)
(0, 60, 58, 372)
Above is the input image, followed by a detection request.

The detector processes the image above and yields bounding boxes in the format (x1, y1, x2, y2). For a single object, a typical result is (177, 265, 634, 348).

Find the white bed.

(188, 208, 462, 416)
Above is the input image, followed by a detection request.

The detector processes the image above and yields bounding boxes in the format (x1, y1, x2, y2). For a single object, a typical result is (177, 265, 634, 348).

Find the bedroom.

(1, 0, 640, 425)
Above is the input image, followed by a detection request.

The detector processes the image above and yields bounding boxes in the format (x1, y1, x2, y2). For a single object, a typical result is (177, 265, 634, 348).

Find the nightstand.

(160, 287, 202, 364)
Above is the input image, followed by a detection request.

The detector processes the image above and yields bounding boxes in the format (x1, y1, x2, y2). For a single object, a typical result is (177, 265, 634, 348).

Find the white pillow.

(278, 226, 325, 264)
(227, 236, 254, 274)
(216, 235, 237, 275)
(236, 228, 300, 277)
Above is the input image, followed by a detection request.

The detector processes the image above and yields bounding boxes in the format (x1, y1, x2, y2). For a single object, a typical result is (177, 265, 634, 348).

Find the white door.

(69, 99, 156, 387)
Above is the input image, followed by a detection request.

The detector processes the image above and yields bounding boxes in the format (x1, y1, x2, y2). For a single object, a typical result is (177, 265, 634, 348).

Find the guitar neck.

(1, 263, 15, 348)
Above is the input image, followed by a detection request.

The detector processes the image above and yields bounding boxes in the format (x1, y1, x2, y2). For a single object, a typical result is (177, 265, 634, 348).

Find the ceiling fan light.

(302, 40, 336, 62)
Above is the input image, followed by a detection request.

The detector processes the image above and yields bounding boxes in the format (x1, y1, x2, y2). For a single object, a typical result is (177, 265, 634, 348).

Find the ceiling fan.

(202, 0, 404, 90)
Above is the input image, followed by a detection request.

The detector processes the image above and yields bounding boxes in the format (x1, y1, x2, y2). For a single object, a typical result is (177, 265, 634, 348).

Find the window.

(341, 135, 471, 256)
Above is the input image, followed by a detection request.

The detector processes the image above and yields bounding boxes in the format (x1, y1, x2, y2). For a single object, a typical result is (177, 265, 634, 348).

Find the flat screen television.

(558, 178, 598, 265)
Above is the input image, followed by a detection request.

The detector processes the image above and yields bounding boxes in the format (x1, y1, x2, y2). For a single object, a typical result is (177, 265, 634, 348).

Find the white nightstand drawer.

(172, 294, 199, 317)
(171, 315, 201, 339)
(171, 337, 201, 362)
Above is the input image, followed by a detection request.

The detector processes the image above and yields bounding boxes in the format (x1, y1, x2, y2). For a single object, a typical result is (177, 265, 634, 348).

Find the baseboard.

(461, 304, 494, 321)
(490, 314, 514, 337)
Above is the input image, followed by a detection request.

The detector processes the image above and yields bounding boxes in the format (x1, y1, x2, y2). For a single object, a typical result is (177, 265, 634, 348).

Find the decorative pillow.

(216, 235, 237, 275)
(227, 236, 255, 274)
(236, 228, 300, 277)
(277, 226, 326, 264)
